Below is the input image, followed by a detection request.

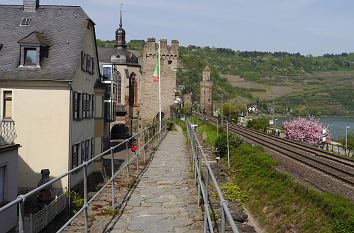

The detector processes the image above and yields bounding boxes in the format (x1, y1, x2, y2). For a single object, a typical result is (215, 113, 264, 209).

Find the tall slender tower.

(200, 66, 213, 115)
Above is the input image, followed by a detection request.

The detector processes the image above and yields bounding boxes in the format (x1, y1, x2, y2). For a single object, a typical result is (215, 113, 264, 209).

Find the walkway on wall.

(64, 127, 203, 233)
(104, 127, 203, 233)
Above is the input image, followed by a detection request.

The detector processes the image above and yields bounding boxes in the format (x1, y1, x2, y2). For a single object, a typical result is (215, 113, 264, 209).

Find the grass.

(189, 116, 219, 145)
(229, 144, 354, 233)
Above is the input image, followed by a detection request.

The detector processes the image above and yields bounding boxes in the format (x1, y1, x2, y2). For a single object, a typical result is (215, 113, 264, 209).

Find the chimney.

(23, 0, 39, 12)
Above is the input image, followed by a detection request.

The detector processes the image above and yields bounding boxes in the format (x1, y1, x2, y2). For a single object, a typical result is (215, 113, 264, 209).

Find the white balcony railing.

(0, 120, 17, 146)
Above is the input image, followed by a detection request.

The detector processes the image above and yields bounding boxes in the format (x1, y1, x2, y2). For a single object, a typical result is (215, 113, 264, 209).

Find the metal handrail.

(186, 118, 239, 233)
(0, 120, 168, 233)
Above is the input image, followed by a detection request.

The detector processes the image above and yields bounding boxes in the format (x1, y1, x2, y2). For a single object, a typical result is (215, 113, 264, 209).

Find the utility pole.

(226, 116, 230, 168)
(346, 126, 350, 156)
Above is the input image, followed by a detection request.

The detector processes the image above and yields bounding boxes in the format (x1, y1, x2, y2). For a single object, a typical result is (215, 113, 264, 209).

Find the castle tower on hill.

(200, 66, 213, 115)
(141, 38, 179, 125)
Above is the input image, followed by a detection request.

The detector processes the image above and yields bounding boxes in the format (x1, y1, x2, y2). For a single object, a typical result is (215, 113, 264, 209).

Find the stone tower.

(200, 66, 213, 115)
(141, 38, 179, 125)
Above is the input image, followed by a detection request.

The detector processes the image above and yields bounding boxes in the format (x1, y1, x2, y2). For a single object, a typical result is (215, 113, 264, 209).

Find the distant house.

(248, 105, 258, 113)
(0, 120, 19, 232)
(0, 0, 105, 192)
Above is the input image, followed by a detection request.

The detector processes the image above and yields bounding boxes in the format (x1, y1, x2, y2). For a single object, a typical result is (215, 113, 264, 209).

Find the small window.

(73, 92, 78, 120)
(24, 48, 37, 65)
(3, 91, 12, 119)
(91, 138, 95, 159)
(168, 60, 172, 65)
(90, 57, 94, 74)
(91, 94, 95, 117)
(117, 72, 122, 103)
(81, 52, 87, 71)
(86, 55, 91, 73)
(20, 17, 31, 26)
(103, 66, 112, 80)
(81, 141, 85, 164)
(85, 140, 90, 161)
(72, 144, 79, 169)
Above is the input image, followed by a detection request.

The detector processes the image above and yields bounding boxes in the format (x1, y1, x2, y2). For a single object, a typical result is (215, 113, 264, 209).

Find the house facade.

(0, 121, 19, 233)
(0, 0, 104, 191)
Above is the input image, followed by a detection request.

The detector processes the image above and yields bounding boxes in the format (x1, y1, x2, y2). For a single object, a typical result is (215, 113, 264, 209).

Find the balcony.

(0, 120, 17, 146)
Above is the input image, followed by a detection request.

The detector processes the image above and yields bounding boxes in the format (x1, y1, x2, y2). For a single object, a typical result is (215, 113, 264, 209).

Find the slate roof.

(18, 31, 51, 47)
(0, 5, 92, 81)
(97, 47, 140, 67)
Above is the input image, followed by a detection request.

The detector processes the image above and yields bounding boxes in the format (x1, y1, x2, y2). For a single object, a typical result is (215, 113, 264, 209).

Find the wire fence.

(0, 120, 167, 233)
(186, 118, 239, 233)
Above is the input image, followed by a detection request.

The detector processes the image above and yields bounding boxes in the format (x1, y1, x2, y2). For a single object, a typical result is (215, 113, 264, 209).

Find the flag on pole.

(153, 51, 159, 82)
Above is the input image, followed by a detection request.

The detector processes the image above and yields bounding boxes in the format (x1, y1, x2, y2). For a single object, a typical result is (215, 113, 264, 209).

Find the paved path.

(105, 128, 203, 233)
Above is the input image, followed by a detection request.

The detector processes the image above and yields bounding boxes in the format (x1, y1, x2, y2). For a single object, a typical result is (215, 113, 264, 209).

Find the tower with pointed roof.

(200, 66, 213, 115)
(115, 2, 126, 49)
(97, 2, 142, 141)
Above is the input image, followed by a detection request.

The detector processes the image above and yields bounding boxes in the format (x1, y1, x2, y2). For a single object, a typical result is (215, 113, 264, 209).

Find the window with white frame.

(103, 65, 112, 80)
(3, 91, 12, 119)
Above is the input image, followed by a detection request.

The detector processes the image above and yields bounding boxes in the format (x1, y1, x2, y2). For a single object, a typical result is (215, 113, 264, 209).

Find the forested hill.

(97, 39, 354, 116)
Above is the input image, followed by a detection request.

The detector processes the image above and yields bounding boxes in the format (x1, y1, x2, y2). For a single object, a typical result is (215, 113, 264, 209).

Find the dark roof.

(97, 47, 140, 67)
(18, 31, 51, 47)
(0, 5, 92, 81)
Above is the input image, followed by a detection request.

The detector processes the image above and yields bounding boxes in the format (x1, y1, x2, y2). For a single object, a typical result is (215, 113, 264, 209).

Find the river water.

(274, 117, 354, 140)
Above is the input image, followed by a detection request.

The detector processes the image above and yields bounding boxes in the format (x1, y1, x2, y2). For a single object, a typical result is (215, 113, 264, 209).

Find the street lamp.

(225, 116, 230, 168)
(346, 126, 350, 156)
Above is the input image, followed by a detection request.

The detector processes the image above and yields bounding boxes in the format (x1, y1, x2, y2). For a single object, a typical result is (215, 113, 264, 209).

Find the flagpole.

(158, 40, 162, 131)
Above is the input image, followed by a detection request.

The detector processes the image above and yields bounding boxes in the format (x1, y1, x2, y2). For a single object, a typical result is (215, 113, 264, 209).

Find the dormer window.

(24, 48, 37, 65)
(17, 32, 50, 68)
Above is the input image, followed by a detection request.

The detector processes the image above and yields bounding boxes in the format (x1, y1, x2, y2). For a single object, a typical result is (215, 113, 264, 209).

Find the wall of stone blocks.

(140, 38, 179, 126)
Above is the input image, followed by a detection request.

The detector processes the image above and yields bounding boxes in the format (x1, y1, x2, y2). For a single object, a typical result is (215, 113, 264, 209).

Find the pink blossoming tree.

(283, 117, 330, 145)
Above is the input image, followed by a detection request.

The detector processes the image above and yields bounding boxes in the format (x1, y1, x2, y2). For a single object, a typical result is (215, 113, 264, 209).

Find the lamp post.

(225, 116, 230, 168)
(346, 126, 350, 156)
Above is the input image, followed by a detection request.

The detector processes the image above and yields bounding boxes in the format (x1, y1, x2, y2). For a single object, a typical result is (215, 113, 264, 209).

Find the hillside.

(178, 46, 354, 116)
(97, 40, 354, 116)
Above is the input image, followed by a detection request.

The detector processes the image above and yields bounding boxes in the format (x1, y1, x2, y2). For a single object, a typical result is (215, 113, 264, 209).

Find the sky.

(2, 0, 354, 56)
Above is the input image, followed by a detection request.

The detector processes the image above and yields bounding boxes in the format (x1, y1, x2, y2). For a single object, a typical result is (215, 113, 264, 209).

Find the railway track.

(195, 115, 354, 198)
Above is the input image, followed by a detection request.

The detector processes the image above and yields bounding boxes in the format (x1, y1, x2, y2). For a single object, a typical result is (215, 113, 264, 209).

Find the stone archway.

(111, 123, 129, 139)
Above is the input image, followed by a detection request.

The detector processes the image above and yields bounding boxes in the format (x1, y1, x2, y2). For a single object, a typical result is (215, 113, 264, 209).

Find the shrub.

(246, 117, 270, 132)
(215, 132, 243, 157)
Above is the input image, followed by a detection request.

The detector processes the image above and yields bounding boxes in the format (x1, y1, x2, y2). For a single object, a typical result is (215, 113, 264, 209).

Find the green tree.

(246, 118, 270, 132)
(339, 132, 354, 156)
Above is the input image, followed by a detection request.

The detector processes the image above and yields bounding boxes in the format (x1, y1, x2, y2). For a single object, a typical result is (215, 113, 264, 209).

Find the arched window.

(117, 71, 122, 103)
(129, 73, 136, 106)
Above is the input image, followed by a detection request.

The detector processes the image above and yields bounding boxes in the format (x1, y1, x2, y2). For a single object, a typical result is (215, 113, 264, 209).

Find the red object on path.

(131, 143, 137, 152)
